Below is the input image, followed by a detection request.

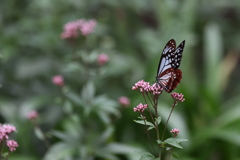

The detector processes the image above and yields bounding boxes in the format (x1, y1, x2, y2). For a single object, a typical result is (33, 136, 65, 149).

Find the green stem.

(161, 101, 177, 141)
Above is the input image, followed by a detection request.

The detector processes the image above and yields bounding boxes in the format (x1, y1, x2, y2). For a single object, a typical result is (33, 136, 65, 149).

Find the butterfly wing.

(157, 39, 176, 76)
(156, 39, 185, 92)
(172, 40, 185, 69)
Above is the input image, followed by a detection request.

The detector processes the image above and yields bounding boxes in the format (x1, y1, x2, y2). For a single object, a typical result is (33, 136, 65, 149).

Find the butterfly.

(156, 39, 185, 93)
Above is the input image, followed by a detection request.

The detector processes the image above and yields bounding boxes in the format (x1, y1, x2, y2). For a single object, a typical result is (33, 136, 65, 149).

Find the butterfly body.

(156, 39, 185, 93)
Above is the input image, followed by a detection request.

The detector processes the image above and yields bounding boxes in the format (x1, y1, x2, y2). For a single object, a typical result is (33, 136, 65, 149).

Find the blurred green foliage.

(1, 0, 240, 160)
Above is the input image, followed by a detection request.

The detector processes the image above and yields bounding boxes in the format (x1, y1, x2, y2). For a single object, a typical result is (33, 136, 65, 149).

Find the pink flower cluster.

(118, 96, 130, 107)
(170, 128, 180, 137)
(171, 92, 185, 102)
(27, 110, 38, 120)
(52, 75, 64, 87)
(98, 54, 109, 66)
(0, 124, 16, 141)
(132, 80, 163, 95)
(61, 19, 97, 39)
(0, 124, 18, 152)
(7, 140, 18, 152)
(133, 103, 148, 112)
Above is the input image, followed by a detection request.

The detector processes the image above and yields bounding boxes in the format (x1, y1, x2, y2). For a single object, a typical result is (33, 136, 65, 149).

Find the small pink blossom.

(118, 96, 130, 107)
(80, 20, 97, 36)
(149, 83, 163, 95)
(61, 21, 80, 39)
(61, 19, 97, 39)
(132, 80, 151, 92)
(7, 140, 18, 152)
(171, 92, 185, 102)
(0, 124, 17, 142)
(132, 80, 163, 95)
(170, 128, 180, 137)
(52, 75, 64, 87)
(0, 127, 7, 141)
(133, 103, 148, 112)
(2, 125, 16, 134)
(97, 54, 109, 66)
(27, 110, 38, 120)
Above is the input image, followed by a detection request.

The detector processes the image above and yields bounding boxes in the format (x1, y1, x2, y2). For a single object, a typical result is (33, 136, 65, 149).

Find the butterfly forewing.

(156, 39, 185, 92)
(157, 39, 176, 75)
(172, 40, 185, 69)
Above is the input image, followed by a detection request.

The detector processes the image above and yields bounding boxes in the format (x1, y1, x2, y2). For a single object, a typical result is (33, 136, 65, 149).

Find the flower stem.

(161, 101, 176, 141)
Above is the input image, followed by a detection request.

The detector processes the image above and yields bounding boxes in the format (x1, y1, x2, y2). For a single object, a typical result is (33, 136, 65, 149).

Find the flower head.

(7, 140, 18, 152)
(133, 103, 148, 112)
(170, 128, 180, 137)
(149, 83, 163, 95)
(132, 80, 163, 95)
(52, 75, 64, 87)
(97, 54, 109, 66)
(171, 92, 185, 102)
(132, 80, 151, 92)
(27, 110, 38, 120)
(118, 96, 130, 107)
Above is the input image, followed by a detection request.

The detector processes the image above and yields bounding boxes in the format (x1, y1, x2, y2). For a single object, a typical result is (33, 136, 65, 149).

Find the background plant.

(1, 0, 240, 160)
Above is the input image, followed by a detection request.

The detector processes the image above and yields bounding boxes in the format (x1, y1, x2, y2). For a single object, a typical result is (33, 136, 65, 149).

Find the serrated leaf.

(164, 138, 188, 149)
(134, 120, 154, 128)
(172, 153, 180, 160)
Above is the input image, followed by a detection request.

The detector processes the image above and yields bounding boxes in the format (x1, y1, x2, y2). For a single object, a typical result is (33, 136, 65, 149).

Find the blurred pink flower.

(97, 54, 109, 66)
(52, 75, 64, 87)
(133, 103, 148, 112)
(61, 19, 97, 39)
(61, 21, 79, 39)
(0, 124, 16, 142)
(170, 128, 180, 137)
(27, 110, 38, 120)
(80, 20, 97, 36)
(0, 127, 8, 141)
(7, 140, 18, 152)
(118, 96, 130, 107)
(2, 124, 16, 134)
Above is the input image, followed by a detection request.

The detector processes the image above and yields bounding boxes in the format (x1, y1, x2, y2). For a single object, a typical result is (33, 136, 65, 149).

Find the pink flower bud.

(118, 96, 130, 107)
(97, 54, 109, 66)
(27, 110, 38, 120)
(52, 75, 64, 87)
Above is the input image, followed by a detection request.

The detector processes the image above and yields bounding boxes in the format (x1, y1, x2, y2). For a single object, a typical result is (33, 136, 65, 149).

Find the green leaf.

(148, 126, 155, 130)
(81, 81, 95, 105)
(164, 138, 188, 149)
(134, 120, 155, 128)
(43, 142, 75, 160)
(64, 91, 83, 106)
(34, 127, 45, 140)
(155, 116, 161, 125)
(139, 152, 155, 160)
(171, 153, 180, 160)
(157, 139, 163, 144)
